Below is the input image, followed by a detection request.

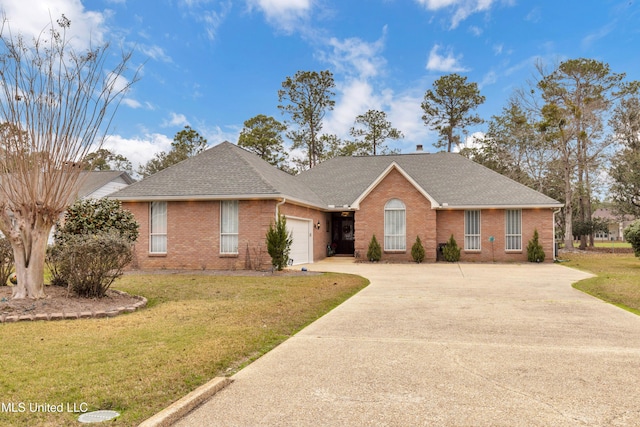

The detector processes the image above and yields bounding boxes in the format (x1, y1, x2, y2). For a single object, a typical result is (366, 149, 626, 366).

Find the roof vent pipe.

(416, 144, 423, 152)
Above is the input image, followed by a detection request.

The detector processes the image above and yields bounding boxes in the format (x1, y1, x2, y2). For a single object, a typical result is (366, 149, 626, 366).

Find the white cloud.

(121, 98, 142, 109)
(321, 30, 387, 79)
(99, 133, 174, 171)
(479, 70, 497, 88)
(426, 44, 469, 72)
(1, 0, 108, 50)
(246, 0, 313, 32)
(414, 0, 497, 28)
(137, 44, 172, 63)
(325, 79, 377, 137)
(162, 113, 190, 128)
(453, 131, 484, 153)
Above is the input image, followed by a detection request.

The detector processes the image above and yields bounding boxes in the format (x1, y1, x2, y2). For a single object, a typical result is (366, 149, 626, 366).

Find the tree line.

(87, 60, 640, 250)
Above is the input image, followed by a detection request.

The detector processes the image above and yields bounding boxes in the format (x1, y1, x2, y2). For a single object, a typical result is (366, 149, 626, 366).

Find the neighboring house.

(76, 170, 136, 199)
(47, 171, 135, 244)
(592, 208, 636, 241)
(110, 141, 562, 269)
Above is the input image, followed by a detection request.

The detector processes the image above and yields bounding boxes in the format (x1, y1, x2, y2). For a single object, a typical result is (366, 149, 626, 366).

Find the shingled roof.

(295, 152, 561, 209)
(111, 141, 561, 210)
(110, 142, 326, 207)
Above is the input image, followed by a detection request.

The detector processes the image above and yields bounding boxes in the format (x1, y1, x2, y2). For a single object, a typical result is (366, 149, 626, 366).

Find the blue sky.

(3, 0, 639, 170)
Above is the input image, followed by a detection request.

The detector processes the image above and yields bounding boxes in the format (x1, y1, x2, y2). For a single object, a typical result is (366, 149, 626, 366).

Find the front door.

(331, 212, 354, 255)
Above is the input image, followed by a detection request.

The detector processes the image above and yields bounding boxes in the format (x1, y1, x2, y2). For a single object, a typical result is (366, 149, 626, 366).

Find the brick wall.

(354, 168, 437, 262)
(436, 208, 555, 262)
(122, 199, 328, 270)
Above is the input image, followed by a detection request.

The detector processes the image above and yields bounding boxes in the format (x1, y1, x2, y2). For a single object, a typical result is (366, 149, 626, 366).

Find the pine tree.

(367, 235, 382, 262)
(411, 235, 426, 263)
(526, 229, 546, 262)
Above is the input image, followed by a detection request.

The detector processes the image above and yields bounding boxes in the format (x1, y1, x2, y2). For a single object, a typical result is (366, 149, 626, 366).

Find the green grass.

(562, 252, 640, 315)
(0, 272, 368, 427)
(592, 241, 632, 248)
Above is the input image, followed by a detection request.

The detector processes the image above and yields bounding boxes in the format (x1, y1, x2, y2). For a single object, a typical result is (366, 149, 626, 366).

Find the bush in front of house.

(443, 234, 461, 262)
(47, 198, 139, 293)
(266, 214, 292, 271)
(50, 232, 133, 297)
(0, 237, 14, 286)
(411, 235, 425, 263)
(54, 198, 139, 245)
(367, 234, 382, 262)
(623, 220, 640, 257)
(526, 228, 546, 263)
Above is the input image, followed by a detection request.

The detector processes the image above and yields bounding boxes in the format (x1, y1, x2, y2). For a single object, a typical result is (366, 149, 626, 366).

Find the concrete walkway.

(174, 260, 640, 426)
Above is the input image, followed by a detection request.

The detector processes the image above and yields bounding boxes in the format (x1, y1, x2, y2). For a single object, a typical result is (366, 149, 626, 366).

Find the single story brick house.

(110, 141, 562, 269)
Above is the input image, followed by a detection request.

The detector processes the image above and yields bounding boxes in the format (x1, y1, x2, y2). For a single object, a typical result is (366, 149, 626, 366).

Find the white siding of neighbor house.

(85, 178, 130, 199)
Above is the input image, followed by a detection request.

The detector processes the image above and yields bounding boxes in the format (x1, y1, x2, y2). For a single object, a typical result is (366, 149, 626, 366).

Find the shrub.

(54, 198, 139, 244)
(49, 232, 133, 298)
(623, 220, 640, 257)
(0, 237, 14, 286)
(367, 234, 382, 262)
(266, 215, 292, 271)
(442, 234, 461, 262)
(411, 235, 425, 263)
(526, 228, 546, 263)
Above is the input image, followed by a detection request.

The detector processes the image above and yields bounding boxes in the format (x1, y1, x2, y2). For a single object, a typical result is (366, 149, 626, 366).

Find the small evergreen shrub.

(54, 198, 139, 245)
(527, 228, 546, 263)
(623, 220, 640, 257)
(411, 235, 426, 263)
(443, 234, 461, 262)
(0, 238, 14, 286)
(266, 215, 292, 271)
(49, 232, 133, 297)
(367, 235, 382, 262)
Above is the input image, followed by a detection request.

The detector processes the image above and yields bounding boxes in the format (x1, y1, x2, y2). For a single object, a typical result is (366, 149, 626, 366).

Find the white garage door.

(287, 217, 312, 265)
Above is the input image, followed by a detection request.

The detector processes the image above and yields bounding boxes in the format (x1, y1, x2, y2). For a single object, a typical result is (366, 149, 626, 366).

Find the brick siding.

(123, 199, 328, 270)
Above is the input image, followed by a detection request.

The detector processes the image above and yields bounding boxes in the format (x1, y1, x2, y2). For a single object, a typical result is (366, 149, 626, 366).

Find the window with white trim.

(384, 199, 406, 251)
(220, 200, 239, 254)
(505, 209, 522, 251)
(464, 210, 481, 251)
(150, 201, 167, 253)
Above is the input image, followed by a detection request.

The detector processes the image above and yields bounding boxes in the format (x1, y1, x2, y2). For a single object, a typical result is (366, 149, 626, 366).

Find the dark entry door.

(331, 213, 354, 255)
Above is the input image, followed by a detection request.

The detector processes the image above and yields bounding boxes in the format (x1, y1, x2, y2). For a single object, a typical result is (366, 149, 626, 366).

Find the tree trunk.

(563, 159, 574, 250)
(10, 224, 51, 300)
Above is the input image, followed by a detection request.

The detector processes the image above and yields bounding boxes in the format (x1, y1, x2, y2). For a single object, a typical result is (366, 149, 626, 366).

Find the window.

(150, 201, 167, 253)
(505, 209, 522, 251)
(220, 200, 239, 254)
(464, 210, 481, 251)
(384, 199, 406, 251)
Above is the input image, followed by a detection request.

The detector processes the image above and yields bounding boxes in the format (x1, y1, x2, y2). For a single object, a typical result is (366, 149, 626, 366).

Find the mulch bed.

(0, 285, 145, 322)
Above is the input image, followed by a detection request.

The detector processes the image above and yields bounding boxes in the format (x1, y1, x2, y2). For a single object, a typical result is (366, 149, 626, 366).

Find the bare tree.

(0, 15, 136, 299)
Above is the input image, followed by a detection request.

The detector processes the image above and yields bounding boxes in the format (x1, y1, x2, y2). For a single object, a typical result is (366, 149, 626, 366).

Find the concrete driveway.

(174, 260, 640, 426)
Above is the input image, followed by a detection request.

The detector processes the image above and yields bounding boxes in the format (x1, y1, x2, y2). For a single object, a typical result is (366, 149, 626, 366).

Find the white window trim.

(384, 199, 406, 252)
(464, 210, 481, 251)
(505, 209, 522, 252)
(220, 200, 239, 255)
(149, 201, 167, 254)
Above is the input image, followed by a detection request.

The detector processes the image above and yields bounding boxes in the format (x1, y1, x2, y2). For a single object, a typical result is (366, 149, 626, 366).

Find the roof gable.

(351, 162, 438, 209)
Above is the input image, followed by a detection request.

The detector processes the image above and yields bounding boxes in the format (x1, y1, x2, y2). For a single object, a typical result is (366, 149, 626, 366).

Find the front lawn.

(562, 252, 640, 315)
(0, 272, 368, 426)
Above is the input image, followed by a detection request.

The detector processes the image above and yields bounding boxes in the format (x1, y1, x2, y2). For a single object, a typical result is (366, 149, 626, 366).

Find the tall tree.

(610, 97, 640, 216)
(421, 73, 485, 152)
(139, 125, 207, 177)
(538, 58, 634, 248)
(467, 100, 557, 192)
(349, 109, 404, 155)
(0, 15, 135, 299)
(278, 70, 335, 169)
(238, 114, 288, 169)
(83, 148, 132, 173)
